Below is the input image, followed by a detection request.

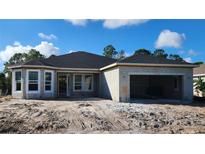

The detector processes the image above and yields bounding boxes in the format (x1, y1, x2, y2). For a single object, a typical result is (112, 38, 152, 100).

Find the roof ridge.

(119, 53, 191, 65)
(23, 58, 54, 66)
(53, 51, 116, 61)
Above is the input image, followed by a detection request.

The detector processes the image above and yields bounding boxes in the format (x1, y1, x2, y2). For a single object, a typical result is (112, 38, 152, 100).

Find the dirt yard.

(0, 97, 205, 134)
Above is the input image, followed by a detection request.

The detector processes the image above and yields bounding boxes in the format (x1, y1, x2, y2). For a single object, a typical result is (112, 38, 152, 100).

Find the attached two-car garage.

(130, 75, 183, 100)
(101, 54, 195, 103)
(118, 65, 194, 102)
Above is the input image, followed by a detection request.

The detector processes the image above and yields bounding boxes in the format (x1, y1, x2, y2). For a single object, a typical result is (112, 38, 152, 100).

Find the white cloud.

(38, 33, 57, 40)
(0, 41, 59, 62)
(64, 19, 149, 28)
(102, 19, 149, 29)
(187, 49, 198, 56)
(65, 19, 88, 26)
(68, 50, 77, 53)
(13, 41, 21, 46)
(34, 42, 59, 57)
(184, 57, 192, 63)
(155, 30, 186, 48)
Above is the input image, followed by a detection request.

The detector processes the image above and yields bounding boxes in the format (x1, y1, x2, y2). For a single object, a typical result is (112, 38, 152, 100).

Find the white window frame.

(84, 74, 94, 91)
(44, 70, 54, 93)
(13, 69, 22, 92)
(73, 74, 93, 92)
(73, 74, 83, 91)
(26, 69, 40, 93)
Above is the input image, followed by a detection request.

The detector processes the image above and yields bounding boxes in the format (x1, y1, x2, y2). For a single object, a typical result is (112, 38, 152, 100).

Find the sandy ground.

(0, 97, 205, 134)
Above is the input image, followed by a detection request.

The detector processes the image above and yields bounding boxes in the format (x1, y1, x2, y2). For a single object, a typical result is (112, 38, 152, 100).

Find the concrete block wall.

(118, 66, 193, 103)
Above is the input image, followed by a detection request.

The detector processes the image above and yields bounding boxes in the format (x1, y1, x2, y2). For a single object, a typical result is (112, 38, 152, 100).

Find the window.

(15, 71, 21, 91)
(45, 72, 52, 91)
(74, 74, 93, 91)
(74, 75, 82, 90)
(28, 71, 39, 91)
(84, 75, 92, 91)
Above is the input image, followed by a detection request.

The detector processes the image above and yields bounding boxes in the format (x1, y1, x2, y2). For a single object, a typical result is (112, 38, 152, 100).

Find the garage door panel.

(130, 75, 183, 99)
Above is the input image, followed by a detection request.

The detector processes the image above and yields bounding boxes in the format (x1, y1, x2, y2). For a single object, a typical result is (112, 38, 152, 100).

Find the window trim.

(84, 74, 93, 91)
(13, 69, 22, 92)
(73, 74, 83, 91)
(44, 70, 54, 93)
(26, 69, 40, 93)
(73, 74, 93, 92)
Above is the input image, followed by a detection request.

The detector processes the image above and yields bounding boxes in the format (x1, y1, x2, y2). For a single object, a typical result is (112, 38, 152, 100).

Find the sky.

(0, 19, 205, 71)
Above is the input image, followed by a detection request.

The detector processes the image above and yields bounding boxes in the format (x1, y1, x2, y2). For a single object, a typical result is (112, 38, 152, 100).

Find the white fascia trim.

(100, 63, 117, 71)
(8, 65, 100, 71)
(9, 62, 198, 72)
(193, 74, 205, 77)
(117, 63, 198, 68)
(100, 62, 198, 71)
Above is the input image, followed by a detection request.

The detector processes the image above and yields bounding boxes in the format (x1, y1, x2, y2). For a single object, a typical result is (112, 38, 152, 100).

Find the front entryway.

(58, 74, 70, 97)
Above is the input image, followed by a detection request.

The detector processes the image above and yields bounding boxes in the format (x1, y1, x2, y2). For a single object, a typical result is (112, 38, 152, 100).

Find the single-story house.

(9, 51, 197, 102)
(193, 64, 205, 97)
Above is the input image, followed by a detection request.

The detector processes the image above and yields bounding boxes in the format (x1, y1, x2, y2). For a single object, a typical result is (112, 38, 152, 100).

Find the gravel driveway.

(0, 97, 205, 133)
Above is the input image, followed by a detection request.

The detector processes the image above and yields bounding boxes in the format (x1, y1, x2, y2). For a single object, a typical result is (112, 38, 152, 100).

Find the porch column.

(53, 70, 57, 97)
(40, 69, 44, 98)
(22, 68, 26, 98)
(182, 74, 193, 103)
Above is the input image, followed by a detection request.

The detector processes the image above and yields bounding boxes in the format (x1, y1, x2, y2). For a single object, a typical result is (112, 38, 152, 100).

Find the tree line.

(102, 44, 202, 63)
(0, 49, 45, 95)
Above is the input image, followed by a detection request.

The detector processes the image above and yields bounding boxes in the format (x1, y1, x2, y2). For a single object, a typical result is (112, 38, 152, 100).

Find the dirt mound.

(0, 99, 205, 133)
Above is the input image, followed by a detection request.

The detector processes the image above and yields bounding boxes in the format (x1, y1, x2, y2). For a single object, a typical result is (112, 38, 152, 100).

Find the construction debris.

(0, 98, 205, 133)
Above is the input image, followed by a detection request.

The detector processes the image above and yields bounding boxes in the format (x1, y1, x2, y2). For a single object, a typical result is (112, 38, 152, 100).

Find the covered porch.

(56, 72, 100, 98)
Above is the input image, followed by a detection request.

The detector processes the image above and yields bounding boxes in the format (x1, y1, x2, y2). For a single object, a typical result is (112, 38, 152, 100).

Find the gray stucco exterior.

(11, 65, 194, 103)
(100, 67, 120, 101)
(100, 66, 193, 102)
(10, 51, 196, 103)
(12, 68, 99, 99)
(118, 66, 193, 102)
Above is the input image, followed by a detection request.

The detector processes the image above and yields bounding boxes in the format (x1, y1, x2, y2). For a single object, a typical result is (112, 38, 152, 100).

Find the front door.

(58, 74, 69, 97)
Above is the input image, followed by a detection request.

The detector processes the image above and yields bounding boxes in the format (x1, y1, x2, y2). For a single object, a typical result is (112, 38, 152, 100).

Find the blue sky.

(0, 19, 205, 71)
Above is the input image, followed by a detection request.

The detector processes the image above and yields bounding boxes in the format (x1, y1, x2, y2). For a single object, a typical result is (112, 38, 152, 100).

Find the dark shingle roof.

(194, 64, 205, 75)
(119, 54, 191, 65)
(10, 51, 196, 69)
(23, 51, 116, 69)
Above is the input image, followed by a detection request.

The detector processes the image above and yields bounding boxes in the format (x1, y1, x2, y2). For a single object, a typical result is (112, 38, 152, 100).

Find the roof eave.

(8, 63, 199, 72)
(100, 62, 198, 71)
(8, 65, 100, 72)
